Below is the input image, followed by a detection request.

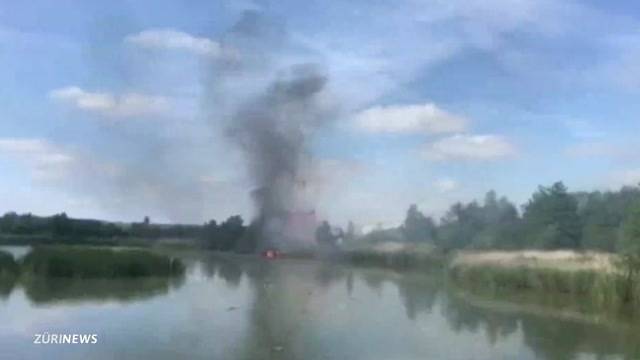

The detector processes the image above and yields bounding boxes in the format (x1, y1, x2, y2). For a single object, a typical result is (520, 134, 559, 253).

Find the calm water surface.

(0, 246, 638, 360)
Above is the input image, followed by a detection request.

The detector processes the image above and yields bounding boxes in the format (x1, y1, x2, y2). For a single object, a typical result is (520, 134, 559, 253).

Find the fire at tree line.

(2, 181, 640, 262)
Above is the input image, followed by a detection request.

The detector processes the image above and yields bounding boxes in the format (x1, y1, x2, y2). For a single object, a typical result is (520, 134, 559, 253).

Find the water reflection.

(21, 276, 184, 304)
(442, 289, 640, 360)
(396, 275, 440, 320)
(0, 251, 19, 298)
(217, 259, 244, 288)
(198, 255, 640, 360)
(240, 263, 306, 359)
(361, 270, 385, 294)
(442, 290, 519, 345)
(1, 248, 639, 360)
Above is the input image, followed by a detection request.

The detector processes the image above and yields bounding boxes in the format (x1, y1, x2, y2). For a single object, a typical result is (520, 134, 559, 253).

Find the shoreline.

(2, 242, 638, 315)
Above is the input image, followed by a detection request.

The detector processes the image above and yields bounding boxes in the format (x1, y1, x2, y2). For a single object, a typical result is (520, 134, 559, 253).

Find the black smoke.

(228, 64, 329, 250)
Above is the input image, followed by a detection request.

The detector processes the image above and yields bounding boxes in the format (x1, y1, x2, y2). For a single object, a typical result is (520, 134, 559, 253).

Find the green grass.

(21, 246, 185, 278)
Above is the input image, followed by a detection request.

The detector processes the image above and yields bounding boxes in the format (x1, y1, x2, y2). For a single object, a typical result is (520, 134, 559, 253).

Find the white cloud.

(49, 86, 170, 118)
(0, 138, 123, 183)
(434, 178, 459, 193)
(0, 138, 65, 158)
(353, 103, 467, 134)
(422, 134, 516, 161)
(0, 139, 75, 164)
(607, 169, 640, 189)
(124, 29, 222, 57)
(0, 138, 77, 181)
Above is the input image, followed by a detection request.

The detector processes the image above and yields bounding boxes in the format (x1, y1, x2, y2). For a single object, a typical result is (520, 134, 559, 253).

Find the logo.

(33, 333, 98, 344)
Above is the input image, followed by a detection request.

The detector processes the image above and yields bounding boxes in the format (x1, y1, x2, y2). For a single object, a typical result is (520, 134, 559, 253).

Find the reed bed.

(449, 250, 640, 311)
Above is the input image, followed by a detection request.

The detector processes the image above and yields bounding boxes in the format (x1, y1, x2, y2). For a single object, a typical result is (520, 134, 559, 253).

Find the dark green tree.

(437, 201, 484, 250)
(472, 191, 520, 249)
(521, 182, 582, 249)
(52, 212, 72, 236)
(0, 212, 18, 233)
(402, 204, 436, 243)
(435, 191, 520, 250)
(578, 186, 640, 251)
(218, 215, 245, 251)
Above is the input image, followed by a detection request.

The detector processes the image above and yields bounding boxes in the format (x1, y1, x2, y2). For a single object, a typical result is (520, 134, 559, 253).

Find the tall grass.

(449, 263, 640, 313)
(21, 247, 185, 278)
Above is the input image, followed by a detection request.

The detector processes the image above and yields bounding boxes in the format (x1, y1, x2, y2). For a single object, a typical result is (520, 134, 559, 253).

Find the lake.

(0, 246, 638, 359)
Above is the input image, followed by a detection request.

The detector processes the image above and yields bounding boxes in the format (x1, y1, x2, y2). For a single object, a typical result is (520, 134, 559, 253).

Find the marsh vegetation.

(448, 250, 640, 317)
(20, 247, 185, 278)
(0, 247, 185, 304)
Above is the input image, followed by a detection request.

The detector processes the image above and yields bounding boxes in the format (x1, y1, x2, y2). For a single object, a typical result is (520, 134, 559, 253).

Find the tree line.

(3, 181, 640, 257)
(388, 181, 640, 255)
(0, 211, 247, 250)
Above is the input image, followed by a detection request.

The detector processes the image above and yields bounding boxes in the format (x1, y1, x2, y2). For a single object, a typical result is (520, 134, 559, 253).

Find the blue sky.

(1, 0, 640, 228)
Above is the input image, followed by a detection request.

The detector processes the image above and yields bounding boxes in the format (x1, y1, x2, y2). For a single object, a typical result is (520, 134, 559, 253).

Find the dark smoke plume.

(228, 64, 330, 250)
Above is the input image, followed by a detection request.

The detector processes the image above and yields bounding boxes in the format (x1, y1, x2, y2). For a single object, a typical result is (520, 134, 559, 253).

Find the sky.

(1, 0, 640, 228)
